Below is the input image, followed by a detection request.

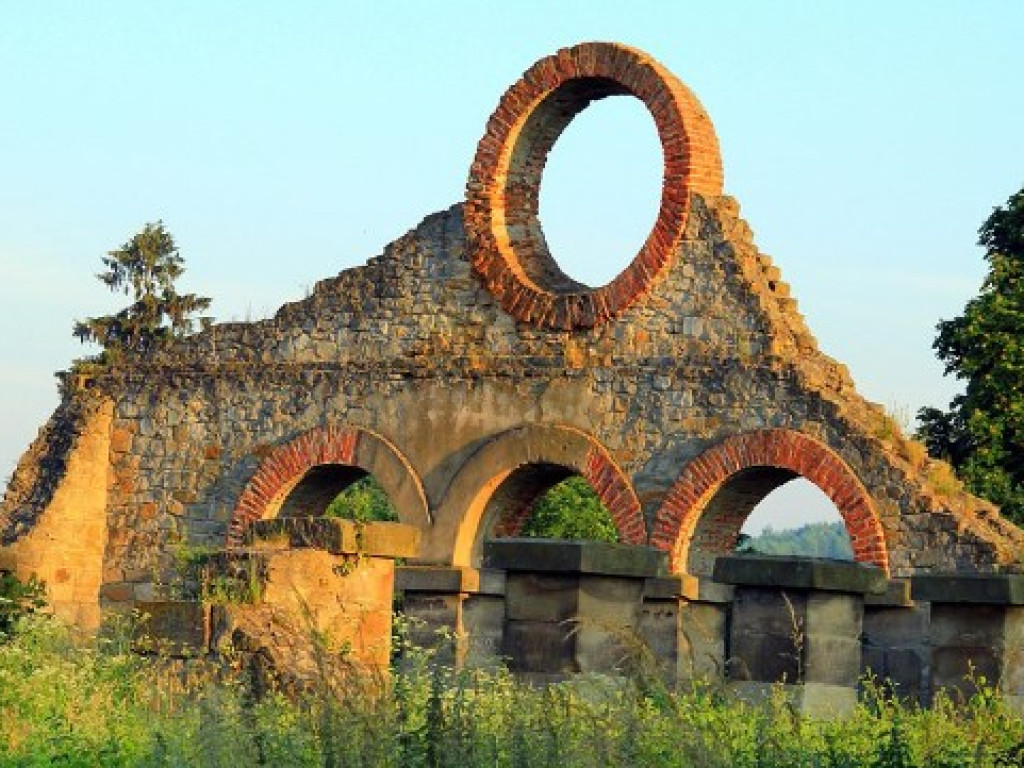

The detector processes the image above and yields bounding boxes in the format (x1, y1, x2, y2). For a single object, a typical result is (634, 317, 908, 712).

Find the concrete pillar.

(912, 573, 1024, 714)
(483, 539, 667, 685)
(714, 554, 887, 716)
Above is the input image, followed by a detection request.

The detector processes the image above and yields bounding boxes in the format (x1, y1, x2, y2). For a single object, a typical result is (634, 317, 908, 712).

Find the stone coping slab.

(640, 575, 736, 603)
(483, 539, 667, 578)
(911, 573, 1024, 605)
(244, 518, 420, 558)
(864, 579, 913, 608)
(713, 554, 887, 595)
(395, 565, 506, 595)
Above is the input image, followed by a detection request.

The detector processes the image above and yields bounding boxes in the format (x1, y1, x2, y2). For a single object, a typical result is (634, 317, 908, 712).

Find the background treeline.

(738, 521, 854, 560)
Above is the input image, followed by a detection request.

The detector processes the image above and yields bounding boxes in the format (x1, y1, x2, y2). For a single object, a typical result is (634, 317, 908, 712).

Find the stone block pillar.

(394, 565, 506, 666)
(912, 573, 1024, 713)
(484, 539, 667, 684)
(135, 518, 419, 687)
(715, 554, 886, 715)
(639, 575, 732, 688)
(861, 579, 930, 703)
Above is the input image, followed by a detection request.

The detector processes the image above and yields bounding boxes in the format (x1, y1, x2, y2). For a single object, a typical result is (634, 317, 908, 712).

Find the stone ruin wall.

(2, 42, 1022, 625)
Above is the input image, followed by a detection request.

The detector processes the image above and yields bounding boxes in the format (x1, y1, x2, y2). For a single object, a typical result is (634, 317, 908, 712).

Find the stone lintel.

(911, 573, 1024, 605)
(864, 578, 913, 608)
(483, 539, 667, 578)
(245, 518, 420, 558)
(396, 565, 506, 595)
(714, 554, 887, 595)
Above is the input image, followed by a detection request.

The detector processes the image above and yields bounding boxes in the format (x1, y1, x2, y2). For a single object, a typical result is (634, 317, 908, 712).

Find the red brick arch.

(441, 424, 645, 567)
(227, 425, 429, 547)
(465, 41, 723, 331)
(650, 429, 889, 576)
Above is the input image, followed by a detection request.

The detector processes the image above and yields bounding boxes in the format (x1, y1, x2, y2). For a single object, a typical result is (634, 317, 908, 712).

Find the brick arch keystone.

(227, 425, 429, 546)
(442, 424, 645, 567)
(650, 429, 889, 576)
(465, 41, 723, 331)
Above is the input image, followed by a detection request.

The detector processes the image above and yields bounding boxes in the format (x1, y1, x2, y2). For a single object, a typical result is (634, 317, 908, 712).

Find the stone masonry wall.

(2, 42, 1022, 620)
(3, 193, 1020, 612)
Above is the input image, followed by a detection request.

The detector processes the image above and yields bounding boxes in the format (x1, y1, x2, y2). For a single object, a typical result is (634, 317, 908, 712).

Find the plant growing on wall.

(73, 221, 212, 364)
(917, 184, 1024, 523)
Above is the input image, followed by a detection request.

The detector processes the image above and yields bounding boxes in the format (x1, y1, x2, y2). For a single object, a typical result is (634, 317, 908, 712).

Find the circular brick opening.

(538, 97, 662, 288)
(465, 42, 723, 330)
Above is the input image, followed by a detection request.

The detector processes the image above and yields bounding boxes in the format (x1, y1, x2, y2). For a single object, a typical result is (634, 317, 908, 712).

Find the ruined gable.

(2, 42, 1022, 626)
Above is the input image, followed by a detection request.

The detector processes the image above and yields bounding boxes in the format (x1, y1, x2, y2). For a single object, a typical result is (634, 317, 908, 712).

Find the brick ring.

(465, 42, 724, 331)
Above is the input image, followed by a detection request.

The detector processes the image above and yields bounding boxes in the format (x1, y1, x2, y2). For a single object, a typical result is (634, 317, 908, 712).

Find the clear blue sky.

(2, 2, 1022, 531)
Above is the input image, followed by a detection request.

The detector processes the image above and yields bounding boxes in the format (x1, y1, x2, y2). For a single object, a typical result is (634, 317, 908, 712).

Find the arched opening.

(649, 429, 889, 577)
(737, 478, 853, 561)
(227, 425, 427, 546)
(488, 467, 619, 544)
(278, 464, 367, 518)
(276, 465, 400, 523)
(440, 424, 644, 567)
(325, 474, 399, 523)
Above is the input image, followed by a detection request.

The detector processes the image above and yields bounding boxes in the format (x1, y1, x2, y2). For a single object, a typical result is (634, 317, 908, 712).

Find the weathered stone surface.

(499, 545, 650, 679)
(395, 565, 505, 595)
(678, 601, 728, 682)
(246, 518, 420, 558)
(484, 539, 666, 578)
(912, 573, 1024, 605)
(715, 554, 887, 595)
(643, 575, 688, 600)
(134, 600, 211, 656)
(727, 583, 866, 694)
(2, 43, 1022, 651)
(861, 602, 930, 702)
(924, 603, 1024, 705)
(864, 578, 913, 607)
(730, 682, 858, 718)
(395, 564, 507, 665)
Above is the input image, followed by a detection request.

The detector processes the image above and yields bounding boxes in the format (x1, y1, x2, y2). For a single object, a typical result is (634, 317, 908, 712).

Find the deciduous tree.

(917, 185, 1024, 523)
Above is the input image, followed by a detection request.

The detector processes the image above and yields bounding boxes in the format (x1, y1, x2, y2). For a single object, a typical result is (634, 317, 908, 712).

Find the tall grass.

(1, 613, 1023, 767)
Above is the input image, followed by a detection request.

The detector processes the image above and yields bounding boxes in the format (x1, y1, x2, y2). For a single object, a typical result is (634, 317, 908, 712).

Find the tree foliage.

(326, 475, 399, 522)
(917, 185, 1024, 523)
(73, 221, 211, 362)
(0, 570, 46, 637)
(520, 476, 619, 543)
(736, 521, 854, 560)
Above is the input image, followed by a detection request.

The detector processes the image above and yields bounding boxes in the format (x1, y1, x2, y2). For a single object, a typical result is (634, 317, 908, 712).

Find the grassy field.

(2, 612, 1024, 767)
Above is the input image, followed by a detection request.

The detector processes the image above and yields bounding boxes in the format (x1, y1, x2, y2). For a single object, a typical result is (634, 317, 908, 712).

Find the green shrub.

(1, 611, 1023, 766)
(0, 570, 46, 637)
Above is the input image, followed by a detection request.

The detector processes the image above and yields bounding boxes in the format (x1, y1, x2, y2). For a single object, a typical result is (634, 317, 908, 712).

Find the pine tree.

(73, 221, 211, 363)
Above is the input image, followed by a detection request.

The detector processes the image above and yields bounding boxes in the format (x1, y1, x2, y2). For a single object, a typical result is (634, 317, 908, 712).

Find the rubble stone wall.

(2, 42, 1022, 621)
